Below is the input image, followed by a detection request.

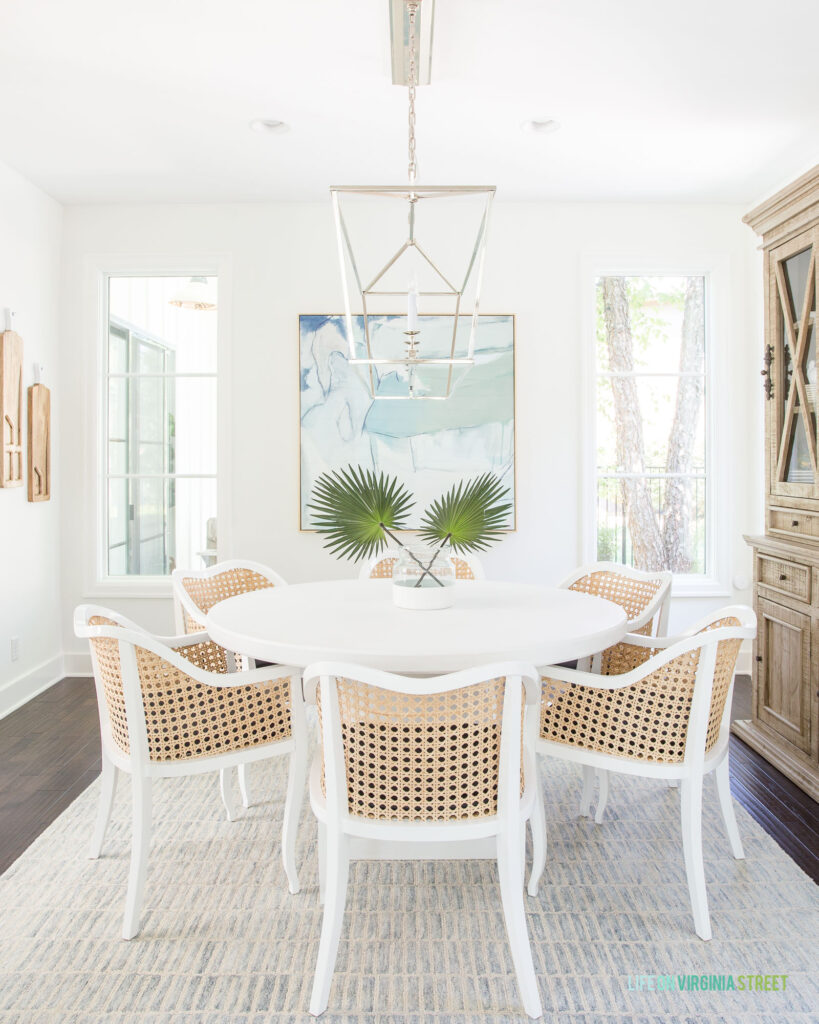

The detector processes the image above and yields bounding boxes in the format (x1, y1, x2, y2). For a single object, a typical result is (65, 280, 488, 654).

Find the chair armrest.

(202, 664, 300, 689)
(539, 662, 649, 692)
(618, 631, 673, 649)
(541, 618, 751, 691)
(538, 663, 592, 685)
(159, 629, 212, 647)
(113, 623, 298, 690)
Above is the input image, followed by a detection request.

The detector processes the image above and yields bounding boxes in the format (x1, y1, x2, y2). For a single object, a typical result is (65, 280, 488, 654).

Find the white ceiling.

(1, 0, 817, 206)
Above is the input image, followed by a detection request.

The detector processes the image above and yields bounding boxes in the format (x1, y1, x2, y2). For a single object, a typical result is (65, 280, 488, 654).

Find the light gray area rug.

(1, 755, 817, 1024)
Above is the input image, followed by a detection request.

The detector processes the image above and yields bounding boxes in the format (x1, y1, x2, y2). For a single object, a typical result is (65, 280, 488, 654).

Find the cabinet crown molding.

(743, 163, 819, 244)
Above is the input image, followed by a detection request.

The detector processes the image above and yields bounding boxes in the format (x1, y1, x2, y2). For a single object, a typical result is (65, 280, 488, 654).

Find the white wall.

(58, 200, 763, 662)
(0, 160, 63, 714)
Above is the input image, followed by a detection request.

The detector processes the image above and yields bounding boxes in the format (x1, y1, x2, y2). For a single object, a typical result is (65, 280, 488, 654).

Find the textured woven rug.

(1, 753, 817, 1024)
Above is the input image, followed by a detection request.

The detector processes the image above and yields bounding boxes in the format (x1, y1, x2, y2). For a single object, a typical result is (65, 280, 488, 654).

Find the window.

(594, 275, 708, 577)
(104, 276, 217, 577)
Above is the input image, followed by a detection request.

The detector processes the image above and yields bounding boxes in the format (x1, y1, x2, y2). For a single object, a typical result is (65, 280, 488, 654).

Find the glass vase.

(392, 543, 456, 609)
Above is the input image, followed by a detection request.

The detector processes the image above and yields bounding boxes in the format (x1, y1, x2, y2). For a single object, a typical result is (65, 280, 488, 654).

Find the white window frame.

(82, 254, 232, 598)
(106, 316, 181, 576)
(581, 255, 731, 598)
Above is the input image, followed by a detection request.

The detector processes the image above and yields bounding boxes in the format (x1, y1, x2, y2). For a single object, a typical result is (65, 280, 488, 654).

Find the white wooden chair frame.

(558, 561, 672, 818)
(171, 559, 288, 811)
(75, 604, 307, 940)
(531, 605, 756, 942)
(359, 547, 486, 580)
(303, 661, 544, 1019)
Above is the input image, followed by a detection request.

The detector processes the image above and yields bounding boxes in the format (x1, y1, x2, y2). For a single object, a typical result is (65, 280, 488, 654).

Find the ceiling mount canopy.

(331, 0, 495, 400)
(389, 0, 434, 86)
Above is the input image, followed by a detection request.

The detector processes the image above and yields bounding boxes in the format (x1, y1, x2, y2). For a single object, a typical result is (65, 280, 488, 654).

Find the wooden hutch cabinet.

(735, 165, 819, 801)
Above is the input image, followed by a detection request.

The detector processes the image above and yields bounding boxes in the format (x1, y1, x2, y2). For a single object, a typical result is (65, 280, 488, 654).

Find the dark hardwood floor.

(0, 674, 817, 881)
(0, 677, 101, 874)
(728, 676, 819, 882)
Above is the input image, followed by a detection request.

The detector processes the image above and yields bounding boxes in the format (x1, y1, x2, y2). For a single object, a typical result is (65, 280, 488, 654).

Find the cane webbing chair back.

(133, 644, 291, 762)
(88, 619, 131, 755)
(364, 552, 480, 581)
(173, 636, 231, 674)
(564, 564, 672, 674)
(177, 566, 277, 633)
(540, 616, 742, 765)
(366, 555, 399, 579)
(82, 610, 292, 763)
(699, 616, 743, 753)
(568, 569, 665, 622)
(601, 638, 662, 676)
(453, 557, 477, 581)
(317, 675, 523, 822)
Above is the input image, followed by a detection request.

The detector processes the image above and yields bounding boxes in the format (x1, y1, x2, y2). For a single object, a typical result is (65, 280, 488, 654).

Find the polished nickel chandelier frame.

(330, 0, 495, 401)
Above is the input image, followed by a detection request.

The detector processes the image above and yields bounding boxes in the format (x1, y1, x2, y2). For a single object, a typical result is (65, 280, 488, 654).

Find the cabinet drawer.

(769, 506, 819, 541)
(758, 555, 811, 602)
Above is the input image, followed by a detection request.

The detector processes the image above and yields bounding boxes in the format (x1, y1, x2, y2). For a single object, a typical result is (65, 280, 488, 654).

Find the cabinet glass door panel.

(782, 247, 814, 324)
(784, 410, 814, 483)
(771, 234, 819, 495)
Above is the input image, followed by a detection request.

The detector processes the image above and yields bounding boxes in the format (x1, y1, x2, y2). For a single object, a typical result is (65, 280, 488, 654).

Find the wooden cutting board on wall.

(0, 330, 24, 488)
(28, 382, 50, 502)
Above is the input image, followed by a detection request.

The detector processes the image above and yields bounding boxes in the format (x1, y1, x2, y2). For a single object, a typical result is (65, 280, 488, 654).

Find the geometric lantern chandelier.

(167, 276, 217, 311)
(330, 0, 495, 400)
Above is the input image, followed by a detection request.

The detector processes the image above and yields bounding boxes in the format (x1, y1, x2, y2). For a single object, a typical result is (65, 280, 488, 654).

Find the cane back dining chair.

(531, 605, 755, 941)
(172, 559, 287, 810)
(304, 661, 544, 1018)
(75, 605, 307, 939)
(558, 561, 672, 819)
(172, 558, 286, 634)
(76, 606, 247, 820)
(360, 548, 485, 581)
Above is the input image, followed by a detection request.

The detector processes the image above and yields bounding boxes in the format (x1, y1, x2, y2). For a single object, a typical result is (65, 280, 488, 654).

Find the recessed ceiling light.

(521, 118, 561, 135)
(249, 118, 289, 135)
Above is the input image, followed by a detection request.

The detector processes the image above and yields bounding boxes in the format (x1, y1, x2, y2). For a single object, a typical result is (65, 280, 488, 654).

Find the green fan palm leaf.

(418, 472, 511, 553)
(307, 464, 414, 562)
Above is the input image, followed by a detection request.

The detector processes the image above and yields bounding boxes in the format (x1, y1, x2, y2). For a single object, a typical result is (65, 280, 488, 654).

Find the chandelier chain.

(407, 0, 419, 184)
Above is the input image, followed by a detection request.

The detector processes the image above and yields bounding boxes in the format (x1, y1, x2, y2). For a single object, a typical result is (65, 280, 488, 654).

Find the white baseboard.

(736, 641, 752, 677)
(0, 654, 65, 720)
(63, 650, 93, 677)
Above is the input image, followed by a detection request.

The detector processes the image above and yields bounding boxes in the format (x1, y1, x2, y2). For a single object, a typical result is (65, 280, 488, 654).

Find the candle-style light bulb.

(407, 285, 418, 333)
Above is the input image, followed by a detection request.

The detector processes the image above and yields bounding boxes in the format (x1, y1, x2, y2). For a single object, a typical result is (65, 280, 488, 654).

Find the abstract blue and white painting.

(299, 314, 515, 528)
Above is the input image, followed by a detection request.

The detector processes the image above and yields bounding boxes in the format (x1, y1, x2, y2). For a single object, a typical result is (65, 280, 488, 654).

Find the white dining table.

(206, 578, 628, 674)
(207, 578, 627, 861)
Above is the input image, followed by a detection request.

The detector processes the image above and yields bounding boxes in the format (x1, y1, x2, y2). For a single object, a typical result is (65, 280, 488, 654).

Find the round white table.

(206, 579, 628, 673)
